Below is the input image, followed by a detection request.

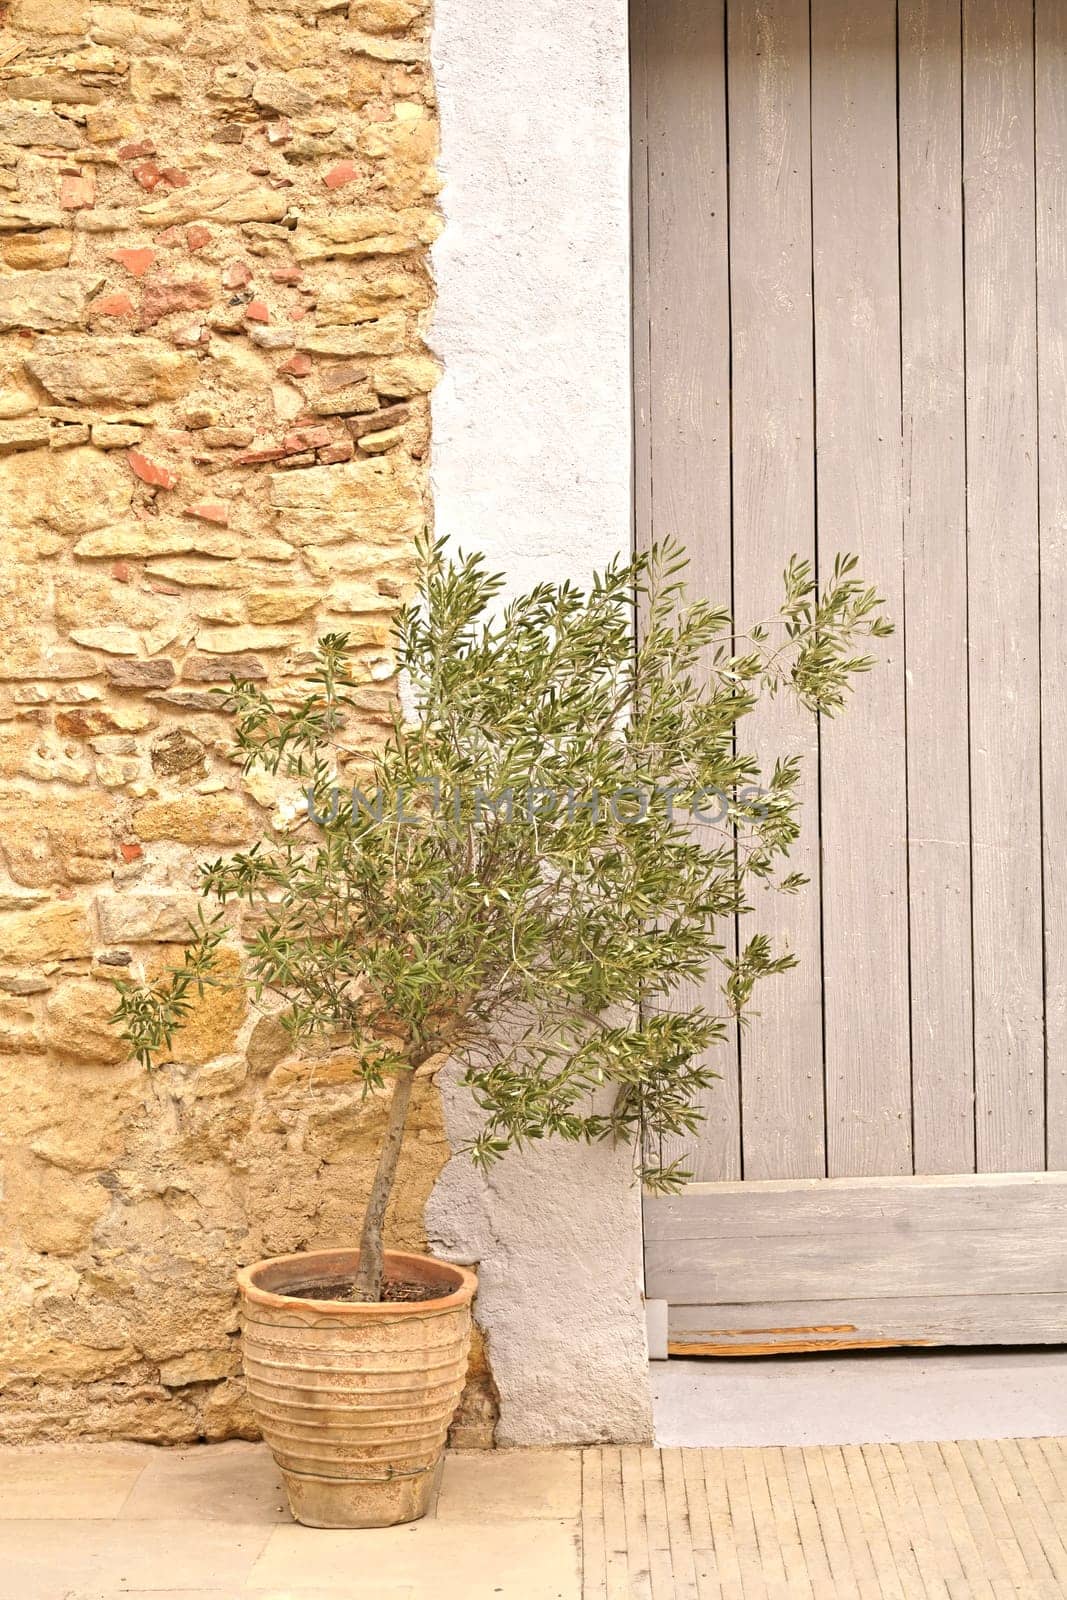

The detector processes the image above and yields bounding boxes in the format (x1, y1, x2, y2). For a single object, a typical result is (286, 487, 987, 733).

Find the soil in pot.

(285, 1276, 442, 1304)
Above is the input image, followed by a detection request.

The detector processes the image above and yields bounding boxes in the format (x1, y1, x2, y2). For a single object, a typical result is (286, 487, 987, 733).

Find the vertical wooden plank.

(641, 0, 740, 1180)
(811, 0, 912, 1176)
(630, 0, 652, 559)
(728, 0, 824, 1179)
(1036, 0, 1067, 1167)
(898, 0, 975, 1174)
(964, 0, 1044, 1171)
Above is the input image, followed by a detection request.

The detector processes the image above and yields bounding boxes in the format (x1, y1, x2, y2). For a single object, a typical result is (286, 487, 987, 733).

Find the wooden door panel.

(1037, 0, 1067, 1166)
(646, 1176, 1067, 1351)
(634, 0, 1065, 1344)
(811, 0, 913, 1181)
(727, 0, 824, 1181)
(964, 0, 1044, 1172)
(899, 0, 975, 1175)
(634, 0, 741, 1179)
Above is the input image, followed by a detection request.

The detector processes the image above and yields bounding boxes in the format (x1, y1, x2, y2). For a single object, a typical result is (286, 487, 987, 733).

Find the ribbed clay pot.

(237, 1247, 476, 1528)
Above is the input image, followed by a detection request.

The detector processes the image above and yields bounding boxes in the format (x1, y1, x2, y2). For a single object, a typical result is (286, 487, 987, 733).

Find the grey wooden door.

(634, 0, 1067, 1352)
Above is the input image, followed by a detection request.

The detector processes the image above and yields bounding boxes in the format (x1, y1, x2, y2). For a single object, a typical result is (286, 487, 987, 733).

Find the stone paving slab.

(120, 1442, 290, 1525)
(2, 1438, 1067, 1597)
(248, 1518, 581, 1599)
(1, 1517, 274, 1599)
(435, 1446, 582, 1521)
(0, 1444, 149, 1521)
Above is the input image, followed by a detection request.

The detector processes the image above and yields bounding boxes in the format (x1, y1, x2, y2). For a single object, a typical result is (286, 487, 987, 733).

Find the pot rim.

(237, 1247, 477, 1317)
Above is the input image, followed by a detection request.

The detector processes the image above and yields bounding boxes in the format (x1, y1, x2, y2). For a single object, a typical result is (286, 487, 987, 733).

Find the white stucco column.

(427, 0, 652, 1443)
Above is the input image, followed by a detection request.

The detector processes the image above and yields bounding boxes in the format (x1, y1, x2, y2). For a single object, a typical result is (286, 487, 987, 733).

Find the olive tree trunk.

(352, 1067, 416, 1301)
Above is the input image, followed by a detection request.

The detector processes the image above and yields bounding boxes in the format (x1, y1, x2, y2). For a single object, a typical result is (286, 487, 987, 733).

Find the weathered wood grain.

(666, 1292, 1067, 1352)
(644, 1170, 1067, 1238)
(648, 1172, 1067, 1338)
(899, 0, 975, 1175)
(963, 0, 1044, 1171)
(727, 0, 824, 1181)
(637, 0, 740, 1180)
(1037, 0, 1067, 1167)
(630, 0, 652, 564)
(653, 1231, 1067, 1305)
(810, 0, 911, 1178)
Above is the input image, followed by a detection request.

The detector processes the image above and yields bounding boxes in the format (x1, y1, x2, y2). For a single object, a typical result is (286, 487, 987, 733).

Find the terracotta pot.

(237, 1247, 477, 1528)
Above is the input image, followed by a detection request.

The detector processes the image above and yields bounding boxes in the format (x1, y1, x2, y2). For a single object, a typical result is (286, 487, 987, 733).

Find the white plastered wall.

(426, 0, 653, 1443)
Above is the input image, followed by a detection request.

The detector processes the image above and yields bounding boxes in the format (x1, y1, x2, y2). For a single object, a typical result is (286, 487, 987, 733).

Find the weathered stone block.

(195, 625, 290, 654)
(246, 1013, 290, 1076)
(347, 402, 410, 439)
(139, 173, 288, 230)
(0, 419, 51, 454)
(309, 380, 379, 418)
(292, 205, 439, 262)
(130, 57, 184, 102)
(373, 353, 442, 398)
(349, 0, 424, 33)
(360, 110, 438, 201)
(132, 794, 255, 846)
(89, 6, 185, 51)
(181, 653, 267, 683)
(159, 1348, 236, 1387)
(107, 659, 177, 693)
(70, 626, 140, 656)
(56, 574, 168, 635)
(342, 29, 426, 63)
(246, 588, 319, 624)
(270, 454, 423, 547)
(9, 1158, 110, 1257)
(0, 108, 80, 149)
(0, 646, 99, 681)
(252, 71, 315, 116)
(25, 1060, 141, 1173)
(0, 445, 134, 538)
(359, 424, 404, 454)
(2, 230, 74, 271)
(9, 0, 89, 33)
(25, 338, 197, 407)
(143, 558, 251, 589)
(75, 523, 242, 560)
(45, 978, 131, 1065)
(150, 729, 206, 781)
(152, 946, 246, 1067)
(91, 422, 143, 450)
(95, 892, 201, 944)
(0, 791, 114, 889)
(296, 315, 406, 357)
(0, 903, 92, 964)
(0, 203, 66, 233)
(315, 273, 421, 325)
(0, 74, 100, 105)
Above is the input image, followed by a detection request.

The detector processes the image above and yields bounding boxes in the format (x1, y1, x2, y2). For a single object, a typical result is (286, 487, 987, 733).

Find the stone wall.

(0, 0, 481, 1443)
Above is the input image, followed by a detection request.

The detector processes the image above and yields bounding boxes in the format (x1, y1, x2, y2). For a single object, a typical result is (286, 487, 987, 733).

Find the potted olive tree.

(115, 537, 889, 1528)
